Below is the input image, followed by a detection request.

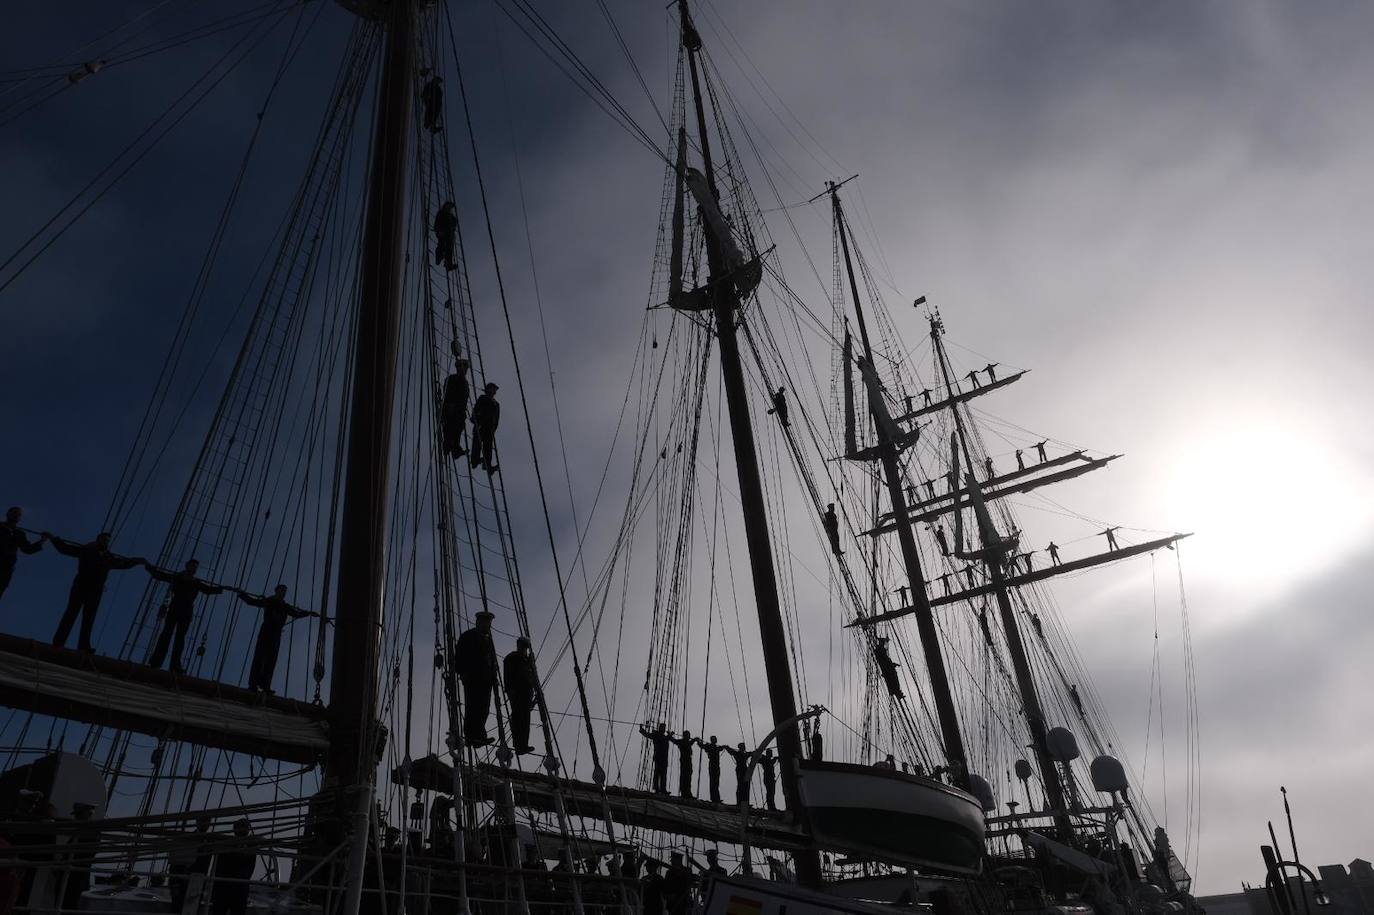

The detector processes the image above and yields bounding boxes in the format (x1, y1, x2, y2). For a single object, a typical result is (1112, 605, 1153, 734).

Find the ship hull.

(796, 761, 985, 873)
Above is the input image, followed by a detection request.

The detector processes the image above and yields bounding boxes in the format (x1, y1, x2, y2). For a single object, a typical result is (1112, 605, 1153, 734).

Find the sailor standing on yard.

(0, 507, 45, 603)
(453, 611, 498, 747)
(694, 736, 725, 804)
(669, 729, 695, 799)
(502, 636, 538, 754)
(233, 585, 311, 692)
(49, 532, 144, 652)
(470, 382, 501, 473)
(638, 722, 671, 794)
(146, 559, 224, 673)
(759, 748, 778, 811)
(723, 742, 750, 808)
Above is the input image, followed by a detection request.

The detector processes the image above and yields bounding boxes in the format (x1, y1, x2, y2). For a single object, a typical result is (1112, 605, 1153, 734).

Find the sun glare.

(1162, 415, 1374, 595)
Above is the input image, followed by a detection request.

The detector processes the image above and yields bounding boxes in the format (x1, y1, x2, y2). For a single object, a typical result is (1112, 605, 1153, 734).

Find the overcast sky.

(3, 0, 1373, 896)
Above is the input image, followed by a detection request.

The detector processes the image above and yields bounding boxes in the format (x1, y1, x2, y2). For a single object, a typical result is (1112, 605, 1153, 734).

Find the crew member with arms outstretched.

(146, 559, 224, 673)
(695, 736, 725, 804)
(639, 722, 671, 795)
(759, 748, 778, 811)
(234, 584, 311, 692)
(723, 742, 751, 808)
(0, 506, 45, 603)
(670, 729, 696, 799)
(50, 531, 144, 652)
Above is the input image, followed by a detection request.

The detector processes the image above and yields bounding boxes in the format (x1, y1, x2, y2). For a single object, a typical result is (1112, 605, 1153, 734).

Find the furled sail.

(843, 328, 857, 456)
(668, 127, 687, 307)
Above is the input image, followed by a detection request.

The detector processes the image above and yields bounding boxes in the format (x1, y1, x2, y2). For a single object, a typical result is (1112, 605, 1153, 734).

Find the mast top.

(809, 174, 859, 204)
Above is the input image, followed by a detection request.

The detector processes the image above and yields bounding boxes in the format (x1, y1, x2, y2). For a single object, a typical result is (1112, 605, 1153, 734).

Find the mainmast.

(928, 315, 1072, 833)
(829, 183, 968, 782)
(328, 0, 414, 789)
(676, 0, 823, 887)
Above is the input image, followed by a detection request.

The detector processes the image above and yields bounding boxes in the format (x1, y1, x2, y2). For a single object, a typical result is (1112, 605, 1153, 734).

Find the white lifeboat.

(795, 760, 985, 873)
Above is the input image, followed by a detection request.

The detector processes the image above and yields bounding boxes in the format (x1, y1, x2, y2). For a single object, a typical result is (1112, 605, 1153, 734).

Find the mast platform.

(849, 533, 1191, 627)
(0, 633, 328, 763)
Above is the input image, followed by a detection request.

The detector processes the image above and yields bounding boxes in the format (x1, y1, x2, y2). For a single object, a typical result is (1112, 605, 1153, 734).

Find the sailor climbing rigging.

(822, 503, 843, 556)
(453, 611, 498, 746)
(502, 636, 537, 754)
(766, 387, 790, 428)
(440, 357, 470, 459)
(470, 382, 500, 473)
(873, 636, 905, 699)
(433, 201, 458, 270)
(420, 76, 443, 133)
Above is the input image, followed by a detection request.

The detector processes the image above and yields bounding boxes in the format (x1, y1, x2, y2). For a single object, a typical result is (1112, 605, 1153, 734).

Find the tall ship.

(0, 1, 1201, 914)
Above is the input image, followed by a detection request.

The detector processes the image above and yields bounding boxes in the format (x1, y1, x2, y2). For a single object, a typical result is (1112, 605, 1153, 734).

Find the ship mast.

(928, 315, 1072, 834)
(828, 183, 969, 782)
(677, 0, 823, 887)
(328, 0, 414, 790)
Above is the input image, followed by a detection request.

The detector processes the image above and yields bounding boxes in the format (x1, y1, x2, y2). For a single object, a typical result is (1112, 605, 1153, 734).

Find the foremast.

(828, 183, 969, 784)
(675, 0, 823, 887)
